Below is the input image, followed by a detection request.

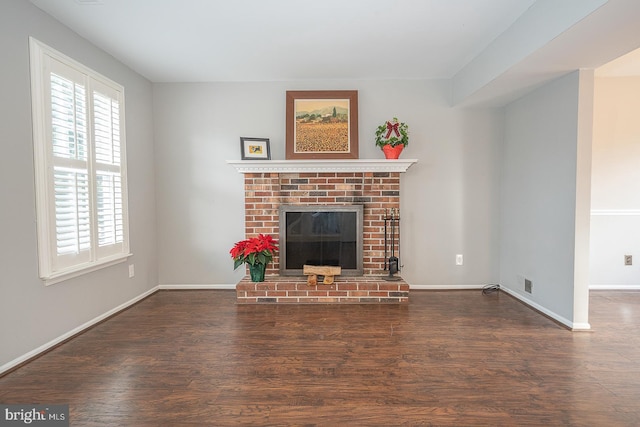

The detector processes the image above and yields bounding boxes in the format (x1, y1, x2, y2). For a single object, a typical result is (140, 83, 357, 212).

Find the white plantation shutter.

(54, 168, 91, 256)
(49, 69, 91, 267)
(30, 38, 130, 284)
(92, 85, 126, 256)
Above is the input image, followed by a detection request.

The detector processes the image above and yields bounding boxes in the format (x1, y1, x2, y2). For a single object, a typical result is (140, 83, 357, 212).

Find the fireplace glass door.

(279, 205, 363, 276)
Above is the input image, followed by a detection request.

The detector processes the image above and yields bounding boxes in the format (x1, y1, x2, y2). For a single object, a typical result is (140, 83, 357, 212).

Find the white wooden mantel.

(227, 159, 418, 174)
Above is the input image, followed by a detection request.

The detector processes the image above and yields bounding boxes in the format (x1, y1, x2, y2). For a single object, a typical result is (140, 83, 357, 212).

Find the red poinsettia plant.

(230, 234, 279, 270)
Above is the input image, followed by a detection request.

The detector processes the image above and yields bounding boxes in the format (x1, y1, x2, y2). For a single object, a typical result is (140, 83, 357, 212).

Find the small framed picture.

(240, 137, 271, 160)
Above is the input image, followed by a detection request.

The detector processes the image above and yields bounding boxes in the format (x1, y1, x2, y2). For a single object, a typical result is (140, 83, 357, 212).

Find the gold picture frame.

(285, 90, 359, 159)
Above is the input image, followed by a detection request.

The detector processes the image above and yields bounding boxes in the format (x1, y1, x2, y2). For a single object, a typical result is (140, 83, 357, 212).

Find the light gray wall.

(590, 76, 640, 288)
(0, 0, 157, 370)
(500, 71, 592, 327)
(153, 80, 503, 287)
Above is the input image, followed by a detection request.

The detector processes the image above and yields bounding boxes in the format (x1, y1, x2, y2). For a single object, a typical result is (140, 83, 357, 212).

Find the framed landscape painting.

(285, 90, 359, 159)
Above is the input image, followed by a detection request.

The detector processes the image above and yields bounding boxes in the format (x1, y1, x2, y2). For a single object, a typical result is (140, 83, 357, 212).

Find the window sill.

(43, 253, 132, 286)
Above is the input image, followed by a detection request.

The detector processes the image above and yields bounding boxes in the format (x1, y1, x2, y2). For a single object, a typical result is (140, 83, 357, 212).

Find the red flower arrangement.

(230, 234, 279, 270)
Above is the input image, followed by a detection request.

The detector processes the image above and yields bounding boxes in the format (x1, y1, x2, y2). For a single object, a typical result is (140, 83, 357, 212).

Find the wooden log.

(303, 265, 341, 285)
(303, 265, 342, 276)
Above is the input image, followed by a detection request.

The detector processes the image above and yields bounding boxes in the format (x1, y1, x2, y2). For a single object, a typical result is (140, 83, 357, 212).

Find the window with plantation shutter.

(30, 38, 130, 285)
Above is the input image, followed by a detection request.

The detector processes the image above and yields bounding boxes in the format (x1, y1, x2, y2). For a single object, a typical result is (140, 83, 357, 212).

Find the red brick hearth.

(229, 159, 416, 304)
(236, 276, 409, 304)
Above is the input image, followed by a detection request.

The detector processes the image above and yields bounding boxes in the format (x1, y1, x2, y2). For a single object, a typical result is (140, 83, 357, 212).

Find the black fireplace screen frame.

(278, 204, 364, 276)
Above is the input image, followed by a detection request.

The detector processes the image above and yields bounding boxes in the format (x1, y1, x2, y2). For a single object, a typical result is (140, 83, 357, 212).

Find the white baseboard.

(0, 286, 160, 376)
(3, 281, 595, 376)
(158, 284, 236, 290)
(572, 322, 592, 330)
(591, 209, 640, 216)
(0, 285, 241, 375)
(589, 284, 640, 290)
(408, 285, 591, 330)
(499, 286, 591, 330)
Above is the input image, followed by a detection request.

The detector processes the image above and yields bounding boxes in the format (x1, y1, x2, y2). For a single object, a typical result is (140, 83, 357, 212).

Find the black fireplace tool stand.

(383, 208, 401, 281)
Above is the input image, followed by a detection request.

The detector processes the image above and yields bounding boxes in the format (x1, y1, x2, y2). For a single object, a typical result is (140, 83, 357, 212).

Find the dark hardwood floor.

(1, 289, 639, 426)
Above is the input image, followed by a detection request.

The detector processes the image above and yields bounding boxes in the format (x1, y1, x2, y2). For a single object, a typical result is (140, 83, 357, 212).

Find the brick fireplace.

(229, 159, 416, 303)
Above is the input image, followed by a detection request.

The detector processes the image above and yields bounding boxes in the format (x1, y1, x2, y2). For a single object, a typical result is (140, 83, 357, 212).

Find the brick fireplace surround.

(229, 159, 417, 304)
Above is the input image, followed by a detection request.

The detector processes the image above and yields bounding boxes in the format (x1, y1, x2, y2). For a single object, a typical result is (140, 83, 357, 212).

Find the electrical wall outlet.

(524, 278, 532, 293)
(625, 255, 632, 266)
(456, 254, 463, 266)
(128, 264, 135, 278)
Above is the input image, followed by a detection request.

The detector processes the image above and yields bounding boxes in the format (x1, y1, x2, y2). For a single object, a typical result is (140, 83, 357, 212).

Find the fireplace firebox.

(279, 205, 364, 276)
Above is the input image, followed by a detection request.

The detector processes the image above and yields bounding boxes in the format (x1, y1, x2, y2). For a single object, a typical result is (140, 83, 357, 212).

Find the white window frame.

(30, 37, 131, 285)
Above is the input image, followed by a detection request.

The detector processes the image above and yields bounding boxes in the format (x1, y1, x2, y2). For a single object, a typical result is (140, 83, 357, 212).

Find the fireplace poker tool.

(383, 208, 401, 281)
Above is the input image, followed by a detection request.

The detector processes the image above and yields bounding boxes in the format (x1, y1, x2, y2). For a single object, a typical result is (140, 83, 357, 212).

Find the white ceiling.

(29, 0, 537, 82)
(28, 0, 640, 105)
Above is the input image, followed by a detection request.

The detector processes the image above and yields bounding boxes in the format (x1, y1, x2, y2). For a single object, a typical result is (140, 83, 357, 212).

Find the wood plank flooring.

(1, 290, 639, 426)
